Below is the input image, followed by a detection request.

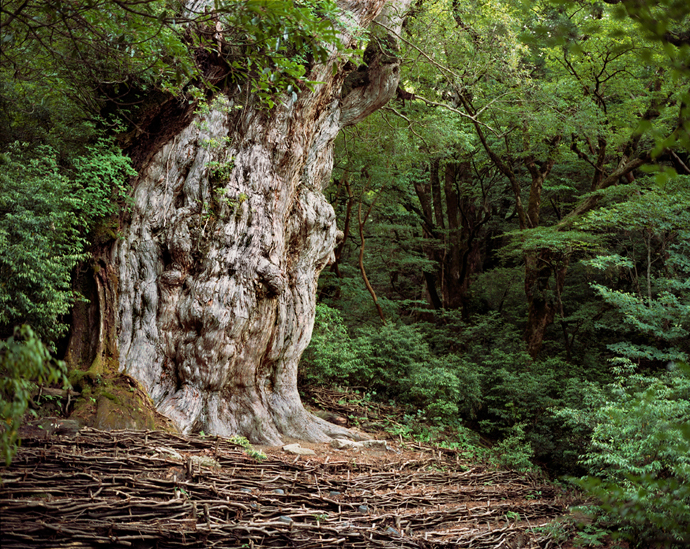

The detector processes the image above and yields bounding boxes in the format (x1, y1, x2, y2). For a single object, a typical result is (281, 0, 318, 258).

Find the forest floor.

(0, 387, 586, 548)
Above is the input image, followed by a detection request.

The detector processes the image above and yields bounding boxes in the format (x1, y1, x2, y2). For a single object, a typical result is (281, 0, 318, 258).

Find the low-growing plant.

(0, 326, 70, 465)
(229, 434, 267, 462)
(487, 423, 536, 472)
(0, 139, 135, 345)
(557, 364, 690, 547)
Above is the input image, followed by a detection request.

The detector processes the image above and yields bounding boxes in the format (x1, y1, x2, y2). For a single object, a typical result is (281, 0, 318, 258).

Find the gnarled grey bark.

(112, 0, 412, 444)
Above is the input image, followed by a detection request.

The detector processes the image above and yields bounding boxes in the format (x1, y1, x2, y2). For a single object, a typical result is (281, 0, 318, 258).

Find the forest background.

(1, 0, 689, 547)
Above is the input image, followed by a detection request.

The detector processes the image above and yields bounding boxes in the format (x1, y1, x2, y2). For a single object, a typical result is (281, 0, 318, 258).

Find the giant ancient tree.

(59, 0, 414, 444)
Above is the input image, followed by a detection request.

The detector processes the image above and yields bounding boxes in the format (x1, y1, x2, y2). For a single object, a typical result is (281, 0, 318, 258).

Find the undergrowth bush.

(300, 303, 362, 385)
(302, 305, 604, 473)
(0, 139, 134, 344)
(0, 326, 69, 465)
(557, 363, 690, 546)
(407, 354, 482, 421)
(302, 307, 484, 424)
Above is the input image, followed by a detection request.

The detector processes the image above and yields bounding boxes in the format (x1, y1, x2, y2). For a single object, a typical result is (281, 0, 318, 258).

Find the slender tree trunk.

(331, 175, 354, 278)
(524, 249, 570, 358)
(72, 0, 413, 445)
(357, 194, 387, 325)
(521, 140, 561, 358)
(412, 160, 486, 313)
(412, 161, 444, 309)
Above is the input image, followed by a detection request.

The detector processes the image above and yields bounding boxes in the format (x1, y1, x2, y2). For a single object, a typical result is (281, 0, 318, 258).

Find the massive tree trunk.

(80, 0, 412, 445)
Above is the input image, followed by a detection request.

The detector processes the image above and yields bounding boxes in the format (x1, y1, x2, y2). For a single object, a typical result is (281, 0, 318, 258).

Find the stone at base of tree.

(329, 438, 391, 451)
(282, 443, 317, 456)
(330, 438, 363, 450)
(190, 455, 221, 469)
(361, 440, 391, 451)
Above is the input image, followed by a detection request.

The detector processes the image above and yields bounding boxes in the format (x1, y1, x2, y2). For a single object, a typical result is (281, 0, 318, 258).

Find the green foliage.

(216, 0, 347, 108)
(579, 177, 690, 365)
(0, 140, 135, 343)
(302, 308, 484, 423)
(1, 0, 351, 156)
(351, 322, 430, 394)
(488, 423, 536, 472)
(228, 434, 267, 462)
(584, 369, 690, 484)
(0, 325, 69, 465)
(407, 355, 482, 421)
(555, 177, 690, 544)
(0, 1, 193, 151)
(300, 303, 362, 384)
(303, 303, 602, 471)
(558, 365, 690, 547)
(0, 146, 84, 342)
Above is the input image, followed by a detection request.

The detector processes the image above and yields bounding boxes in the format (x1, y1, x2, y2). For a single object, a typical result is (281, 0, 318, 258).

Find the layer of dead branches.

(1, 428, 568, 548)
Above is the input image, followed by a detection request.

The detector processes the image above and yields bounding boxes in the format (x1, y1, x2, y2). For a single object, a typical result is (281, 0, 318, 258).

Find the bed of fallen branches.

(0, 423, 569, 549)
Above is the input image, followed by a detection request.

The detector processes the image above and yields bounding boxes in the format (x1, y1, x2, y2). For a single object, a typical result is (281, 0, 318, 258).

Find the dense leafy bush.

(0, 326, 69, 465)
(303, 303, 609, 471)
(300, 303, 362, 384)
(407, 354, 482, 421)
(351, 322, 430, 395)
(0, 140, 134, 344)
(558, 365, 690, 547)
(552, 180, 690, 545)
(301, 307, 483, 422)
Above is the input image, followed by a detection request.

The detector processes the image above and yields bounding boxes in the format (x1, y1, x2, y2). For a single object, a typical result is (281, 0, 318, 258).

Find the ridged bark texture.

(113, 0, 412, 444)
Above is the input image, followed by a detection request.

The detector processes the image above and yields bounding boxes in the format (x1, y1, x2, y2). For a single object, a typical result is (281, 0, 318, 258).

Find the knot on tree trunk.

(256, 257, 285, 296)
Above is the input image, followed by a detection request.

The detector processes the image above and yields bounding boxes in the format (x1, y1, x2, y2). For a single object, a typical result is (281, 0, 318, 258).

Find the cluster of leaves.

(0, 139, 135, 344)
(557, 177, 690, 546)
(1, 0, 350, 154)
(301, 304, 599, 472)
(556, 364, 690, 547)
(0, 325, 69, 465)
(0, 0, 194, 153)
(577, 177, 690, 364)
(227, 434, 267, 462)
(207, 0, 347, 108)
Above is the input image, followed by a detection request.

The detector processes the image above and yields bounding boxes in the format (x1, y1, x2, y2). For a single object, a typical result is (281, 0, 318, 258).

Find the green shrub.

(300, 303, 362, 384)
(0, 146, 87, 342)
(488, 423, 536, 472)
(0, 326, 69, 465)
(407, 354, 482, 421)
(0, 140, 134, 344)
(302, 312, 484, 423)
(558, 364, 690, 546)
(351, 322, 431, 395)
